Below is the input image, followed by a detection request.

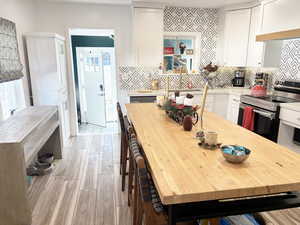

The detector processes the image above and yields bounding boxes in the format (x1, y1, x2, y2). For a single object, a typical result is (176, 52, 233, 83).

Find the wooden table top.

(126, 103, 300, 205)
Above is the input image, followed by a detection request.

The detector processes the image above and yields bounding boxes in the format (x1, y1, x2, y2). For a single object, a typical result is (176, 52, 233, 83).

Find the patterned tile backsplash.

(278, 39, 300, 81)
(119, 66, 283, 91)
(164, 7, 218, 67)
(119, 66, 242, 90)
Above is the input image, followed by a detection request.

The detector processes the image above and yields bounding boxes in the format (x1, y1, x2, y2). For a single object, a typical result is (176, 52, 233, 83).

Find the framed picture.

(164, 47, 174, 55)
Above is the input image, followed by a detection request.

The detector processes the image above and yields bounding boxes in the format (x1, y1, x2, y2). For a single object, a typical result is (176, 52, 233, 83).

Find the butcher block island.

(126, 103, 300, 206)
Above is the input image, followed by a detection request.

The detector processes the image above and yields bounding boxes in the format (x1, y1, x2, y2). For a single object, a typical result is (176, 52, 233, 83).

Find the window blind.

(0, 17, 24, 83)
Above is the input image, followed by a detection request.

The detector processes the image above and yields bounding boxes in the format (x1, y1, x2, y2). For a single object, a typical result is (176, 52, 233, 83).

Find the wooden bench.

(0, 106, 62, 225)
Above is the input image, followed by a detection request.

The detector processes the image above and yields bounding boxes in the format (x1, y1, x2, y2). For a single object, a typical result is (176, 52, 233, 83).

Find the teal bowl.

(221, 145, 251, 164)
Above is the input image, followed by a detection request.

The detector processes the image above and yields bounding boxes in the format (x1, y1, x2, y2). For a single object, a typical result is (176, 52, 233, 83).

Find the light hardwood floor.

(78, 122, 118, 135)
(29, 134, 131, 225)
(28, 133, 300, 225)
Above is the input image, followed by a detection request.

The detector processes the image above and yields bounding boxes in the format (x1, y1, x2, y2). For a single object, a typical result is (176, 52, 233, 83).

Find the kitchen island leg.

(168, 205, 176, 225)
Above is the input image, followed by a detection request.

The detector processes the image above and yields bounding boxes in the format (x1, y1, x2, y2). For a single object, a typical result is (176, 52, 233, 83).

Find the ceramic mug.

(184, 97, 194, 106)
(176, 96, 185, 105)
(205, 131, 218, 146)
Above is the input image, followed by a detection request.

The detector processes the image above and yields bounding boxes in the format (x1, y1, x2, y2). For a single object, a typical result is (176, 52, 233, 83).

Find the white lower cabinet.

(193, 94, 214, 113)
(125, 92, 241, 124)
(195, 93, 231, 120)
(204, 95, 214, 113)
(213, 94, 229, 119)
(278, 107, 300, 153)
(278, 122, 300, 154)
(226, 95, 240, 124)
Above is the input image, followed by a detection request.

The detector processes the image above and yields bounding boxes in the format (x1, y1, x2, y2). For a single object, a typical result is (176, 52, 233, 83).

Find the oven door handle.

(253, 109, 275, 120)
(239, 103, 275, 120)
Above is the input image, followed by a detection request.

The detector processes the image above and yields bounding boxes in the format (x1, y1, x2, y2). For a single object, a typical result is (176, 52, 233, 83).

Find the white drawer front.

(280, 108, 300, 127)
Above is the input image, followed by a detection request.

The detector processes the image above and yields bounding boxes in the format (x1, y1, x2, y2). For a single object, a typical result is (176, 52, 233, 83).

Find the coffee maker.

(232, 70, 245, 87)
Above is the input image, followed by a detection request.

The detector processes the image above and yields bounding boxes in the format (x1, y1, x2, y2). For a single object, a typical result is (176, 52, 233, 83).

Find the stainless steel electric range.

(238, 81, 300, 142)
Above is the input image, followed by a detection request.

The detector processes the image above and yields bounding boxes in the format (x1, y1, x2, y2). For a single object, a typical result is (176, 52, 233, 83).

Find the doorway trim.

(67, 28, 117, 136)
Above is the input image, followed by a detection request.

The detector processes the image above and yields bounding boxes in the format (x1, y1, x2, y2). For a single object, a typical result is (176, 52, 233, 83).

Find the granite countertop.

(280, 102, 300, 112)
(127, 87, 251, 96)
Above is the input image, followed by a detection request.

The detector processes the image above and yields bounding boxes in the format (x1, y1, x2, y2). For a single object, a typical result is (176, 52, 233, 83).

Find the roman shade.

(0, 17, 23, 83)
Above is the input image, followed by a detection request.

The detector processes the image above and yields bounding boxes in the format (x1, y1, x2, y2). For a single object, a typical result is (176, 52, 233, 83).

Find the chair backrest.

(117, 102, 125, 132)
(131, 137, 164, 212)
(124, 115, 133, 147)
(135, 153, 152, 203)
(124, 115, 133, 137)
(129, 137, 151, 202)
(129, 135, 141, 159)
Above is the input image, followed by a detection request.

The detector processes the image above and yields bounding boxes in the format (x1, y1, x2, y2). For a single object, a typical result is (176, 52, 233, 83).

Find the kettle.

(251, 85, 267, 97)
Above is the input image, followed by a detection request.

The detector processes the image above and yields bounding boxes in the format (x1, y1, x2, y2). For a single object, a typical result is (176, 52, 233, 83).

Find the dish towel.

(242, 106, 255, 131)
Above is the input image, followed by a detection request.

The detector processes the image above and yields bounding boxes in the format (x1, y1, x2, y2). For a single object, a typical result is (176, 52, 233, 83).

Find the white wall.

(216, 8, 226, 65)
(1, 1, 132, 118)
(33, 1, 132, 135)
(35, 1, 133, 66)
(0, 0, 37, 106)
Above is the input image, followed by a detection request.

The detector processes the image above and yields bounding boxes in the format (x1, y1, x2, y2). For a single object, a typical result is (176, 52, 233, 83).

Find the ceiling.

(41, 0, 256, 8)
(134, 0, 255, 8)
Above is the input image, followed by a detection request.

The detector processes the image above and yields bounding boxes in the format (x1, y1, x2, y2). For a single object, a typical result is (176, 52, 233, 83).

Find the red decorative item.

(251, 85, 267, 97)
(164, 47, 174, 55)
(176, 104, 185, 110)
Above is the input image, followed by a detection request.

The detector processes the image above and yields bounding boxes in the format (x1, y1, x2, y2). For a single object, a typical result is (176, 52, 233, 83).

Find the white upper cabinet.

(246, 6, 264, 67)
(224, 9, 251, 67)
(261, 0, 300, 35)
(132, 7, 163, 67)
(223, 5, 265, 68)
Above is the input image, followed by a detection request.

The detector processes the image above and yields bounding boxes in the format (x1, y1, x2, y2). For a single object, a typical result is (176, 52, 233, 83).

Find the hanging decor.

(0, 17, 24, 83)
